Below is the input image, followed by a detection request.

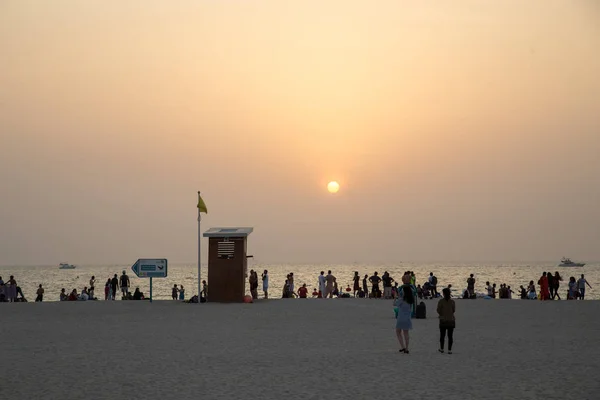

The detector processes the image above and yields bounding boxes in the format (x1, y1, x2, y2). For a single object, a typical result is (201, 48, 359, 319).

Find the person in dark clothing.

(110, 274, 119, 300)
(119, 271, 131, 298)
(547, 272, 555, 300)
(369, 272, 382, 298)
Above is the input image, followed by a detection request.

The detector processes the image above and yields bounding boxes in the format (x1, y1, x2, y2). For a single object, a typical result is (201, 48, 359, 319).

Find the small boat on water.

(58, 263, 77, 269)
(559, 257, 585, 267)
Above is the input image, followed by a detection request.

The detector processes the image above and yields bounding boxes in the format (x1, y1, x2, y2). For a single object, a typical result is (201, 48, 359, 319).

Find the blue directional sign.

(131, 259, 168, 278)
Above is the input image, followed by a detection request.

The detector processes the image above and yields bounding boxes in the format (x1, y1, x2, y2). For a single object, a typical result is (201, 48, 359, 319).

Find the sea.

(1, 261, 598, 301)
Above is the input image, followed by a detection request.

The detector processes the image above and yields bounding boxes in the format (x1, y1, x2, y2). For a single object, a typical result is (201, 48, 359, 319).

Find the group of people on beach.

(0, 276, 26, 302)
(519, 272, 592, 300)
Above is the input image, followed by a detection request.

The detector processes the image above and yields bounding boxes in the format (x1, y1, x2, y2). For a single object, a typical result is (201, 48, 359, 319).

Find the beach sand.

(3, 298, 599, 400)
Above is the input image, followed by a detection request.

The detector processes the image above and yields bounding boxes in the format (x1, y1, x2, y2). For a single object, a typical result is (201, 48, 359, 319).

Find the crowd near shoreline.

(0, 267, 592, 303)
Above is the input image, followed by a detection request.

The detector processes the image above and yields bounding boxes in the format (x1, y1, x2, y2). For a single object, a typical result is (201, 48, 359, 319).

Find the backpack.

(416, 302, 426, 319)
(432, 276, 438, 286)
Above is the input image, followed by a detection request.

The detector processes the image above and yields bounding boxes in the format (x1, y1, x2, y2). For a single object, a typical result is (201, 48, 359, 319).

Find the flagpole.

(197, 191, 202, 302)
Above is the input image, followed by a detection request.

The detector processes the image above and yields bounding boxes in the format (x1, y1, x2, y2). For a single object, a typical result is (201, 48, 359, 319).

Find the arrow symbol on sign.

(158, 266, 164, 270)
(131, 259, 140, 277)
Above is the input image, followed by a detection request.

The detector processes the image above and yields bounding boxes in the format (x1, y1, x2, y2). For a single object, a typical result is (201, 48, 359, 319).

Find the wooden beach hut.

(203, 227, 253, 303)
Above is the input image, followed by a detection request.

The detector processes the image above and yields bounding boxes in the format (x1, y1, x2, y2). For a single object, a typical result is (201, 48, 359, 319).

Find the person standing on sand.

(120, 271, 131, 298)
(249, 270, 258, 299)
(467, 274, 475, 298)
(395, 275, 414, 354)
(105, 279, 111, 300)
(538, 272, 549, 300)
(318, 271, 326, 298)
(110, 274, 118, 300)
(353, 272, 360, 297)
(172, 284, 179, 300)
(288, 273, 295, 294)
(568, 277, 577, 300)
(577, 274, 592, 300)
(202, 280, 208, 299)
(369, 272, 382, 298)
(179, 285, 185, 301)
(325, 270, 336, 298)
(362, 274, 368, 298)
(382, 271, 394, 299)
(547, 272, 555, 300)
(429, 273, 438, 298)
(89, 276, 96, 299)
(262, 270, 269, 299)
(437, 287, 456, 354)
(553, 272, 562, 300)
(36, 284, 44, 302)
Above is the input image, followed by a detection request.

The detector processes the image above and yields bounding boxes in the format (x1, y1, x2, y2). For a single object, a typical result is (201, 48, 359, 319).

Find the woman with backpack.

(437, 287, 456, 354)
(394, 274, 415, 354)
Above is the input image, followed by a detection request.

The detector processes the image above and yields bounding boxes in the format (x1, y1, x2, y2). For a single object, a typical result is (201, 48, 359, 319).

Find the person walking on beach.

(262, 270, 269, 299)
(353, 271, 360, 297)
(325, 270, 336, 298)
(89, 276, 96, 299)
(577, 274, 592, 300)
(437, 287, 456, 354)
(553, 272, 562, 300)
(110, 275, 118, 300)
(172, 284, 179, 300)
(395, 275, 415, 353)
(467, 274, 476, 298)
(318, 271, 326, 298)
(35, 284, 44, 302)
(120, 271, 130, 298)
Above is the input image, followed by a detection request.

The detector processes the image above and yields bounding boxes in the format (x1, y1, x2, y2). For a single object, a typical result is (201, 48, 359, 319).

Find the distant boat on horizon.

(559, 257, 585, 267)
(58, 263, 77, 270)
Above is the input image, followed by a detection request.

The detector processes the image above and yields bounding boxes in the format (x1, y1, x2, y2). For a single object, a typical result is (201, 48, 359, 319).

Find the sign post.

(131, 259, 168, 302)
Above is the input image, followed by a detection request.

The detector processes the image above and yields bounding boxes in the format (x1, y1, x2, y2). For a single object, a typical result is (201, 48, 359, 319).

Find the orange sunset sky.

(1, 0, 599, 265)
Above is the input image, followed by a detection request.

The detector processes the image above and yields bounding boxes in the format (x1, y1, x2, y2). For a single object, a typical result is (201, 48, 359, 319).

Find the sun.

(327, 181, 340, 194)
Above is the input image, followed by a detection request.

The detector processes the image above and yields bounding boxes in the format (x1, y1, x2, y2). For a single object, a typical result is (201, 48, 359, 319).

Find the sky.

(1, 0, 599, 265)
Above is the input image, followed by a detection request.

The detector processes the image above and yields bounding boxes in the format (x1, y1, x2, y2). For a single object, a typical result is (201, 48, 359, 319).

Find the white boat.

(559, 257, 585, 267)
(58, 263, 77, 269)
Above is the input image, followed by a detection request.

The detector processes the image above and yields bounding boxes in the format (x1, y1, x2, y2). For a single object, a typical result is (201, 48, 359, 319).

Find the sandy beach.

(3, 298, 599, 400)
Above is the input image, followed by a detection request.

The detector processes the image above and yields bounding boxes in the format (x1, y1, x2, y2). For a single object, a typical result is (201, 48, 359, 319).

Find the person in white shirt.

(577, 274, 592, 300)
(318, 271, 326, 298)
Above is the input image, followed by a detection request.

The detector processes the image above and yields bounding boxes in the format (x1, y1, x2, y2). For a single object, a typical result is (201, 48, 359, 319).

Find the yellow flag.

(197, 194, 208, 214)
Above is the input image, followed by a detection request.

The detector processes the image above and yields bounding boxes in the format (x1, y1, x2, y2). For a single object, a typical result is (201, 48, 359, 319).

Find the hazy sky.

(1, 0, 599, 265)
